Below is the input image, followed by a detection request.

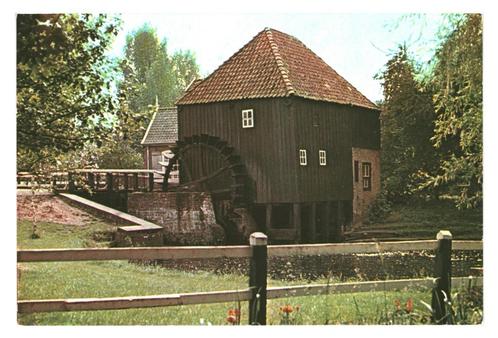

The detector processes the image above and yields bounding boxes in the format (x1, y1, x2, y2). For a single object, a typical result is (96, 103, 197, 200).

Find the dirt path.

(17, 191, 95, 226)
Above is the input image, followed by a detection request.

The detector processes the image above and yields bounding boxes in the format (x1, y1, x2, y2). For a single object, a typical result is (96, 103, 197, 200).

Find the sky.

(109, 13, 445, 103)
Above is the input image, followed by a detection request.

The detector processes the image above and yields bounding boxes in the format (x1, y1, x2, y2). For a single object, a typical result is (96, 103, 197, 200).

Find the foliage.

(378, 14, 482, 210)
(420, 14, 482, 209)
(376, 45, 437, 204)
(17, 14, 122, 172)
(365, 191, 392, 224)
(95, 139, 144, 169)
(120, 24, 200, 145)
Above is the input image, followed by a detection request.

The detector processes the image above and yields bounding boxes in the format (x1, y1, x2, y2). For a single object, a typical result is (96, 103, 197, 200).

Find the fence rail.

(17, 239, 482, 263)
(17, 276, 482, 314)
(17, 232, 483, 324)
(17, 170, 164, 193)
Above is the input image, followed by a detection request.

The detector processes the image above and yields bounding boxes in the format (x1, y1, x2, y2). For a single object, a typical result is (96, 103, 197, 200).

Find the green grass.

(358, 200, 483, 240)
(15, 218, 462, 325)
(17, 219, 116, 249)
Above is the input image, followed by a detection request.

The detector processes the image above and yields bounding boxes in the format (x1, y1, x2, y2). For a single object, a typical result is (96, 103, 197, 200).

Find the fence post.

(106, 173, 113, 192)
(51, 174, 57, 191)
(249, 232, 267, 325)
(148, 172, 155, 192)
(133, 173, 139, 191)
(88, 173, 95, 191)
(68, 172, 75, 192)
(431, 230, 452, 324)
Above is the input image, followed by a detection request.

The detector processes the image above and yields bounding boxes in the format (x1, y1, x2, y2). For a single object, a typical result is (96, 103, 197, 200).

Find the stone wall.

(127, 192, 225, 245)
(352, 148, 381, 226)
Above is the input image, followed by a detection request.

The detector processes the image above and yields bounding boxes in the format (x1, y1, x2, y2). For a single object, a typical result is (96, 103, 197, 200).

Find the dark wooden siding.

(352, 108, 381, 149)
(178, 97, 379, 204)
(178, 98, 298, 204)
(292, 97, 353, 202)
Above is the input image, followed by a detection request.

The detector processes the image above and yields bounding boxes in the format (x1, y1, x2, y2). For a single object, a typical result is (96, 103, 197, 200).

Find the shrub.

(366, 193, 392, 223)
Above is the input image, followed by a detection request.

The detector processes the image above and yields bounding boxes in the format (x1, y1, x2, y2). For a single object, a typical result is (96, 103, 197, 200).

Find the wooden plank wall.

(352, 108, 381, 150)
(178, 98, 298, 204)
(292, 97, 353, 202)
(179, 97, 380, 205)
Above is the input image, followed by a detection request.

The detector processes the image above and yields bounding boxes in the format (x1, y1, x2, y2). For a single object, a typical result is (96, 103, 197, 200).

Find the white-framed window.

(362, 162, 372, 191)
(299, 149, 307, 166)
(319, 150, 327, 166)
(242, 109, 254, 128)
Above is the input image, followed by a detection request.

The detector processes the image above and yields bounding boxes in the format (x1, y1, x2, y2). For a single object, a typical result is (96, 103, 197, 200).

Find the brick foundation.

(127, 192, 225, 245)
(352, 148, 380, 226)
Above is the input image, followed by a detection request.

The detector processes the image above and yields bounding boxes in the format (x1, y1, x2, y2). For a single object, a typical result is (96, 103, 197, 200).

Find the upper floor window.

(362, 162, 372, 191)
(299, 149, 307, 166)
(242, 109, 254, 128)
(319, 150, 327, 166)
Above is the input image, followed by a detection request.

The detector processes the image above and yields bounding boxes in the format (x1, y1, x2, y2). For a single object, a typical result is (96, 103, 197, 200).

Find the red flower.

(280, 304, 293, 314)
(394, 299, 401, 311)
(406, 298, 413, 313)
(227, 308, 240, 324)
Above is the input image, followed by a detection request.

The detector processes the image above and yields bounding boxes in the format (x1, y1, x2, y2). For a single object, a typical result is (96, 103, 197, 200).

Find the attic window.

(242, 109, 254, 128)
(299, 149, 307, 166)
(319, 150, 327, 166)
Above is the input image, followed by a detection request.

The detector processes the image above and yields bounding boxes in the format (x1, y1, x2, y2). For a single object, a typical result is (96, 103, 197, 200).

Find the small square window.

(242, 109, 254, 128)
(319, 150, 327, 166)
(299, 149, 307, 166)
(362, 162, 372, 191)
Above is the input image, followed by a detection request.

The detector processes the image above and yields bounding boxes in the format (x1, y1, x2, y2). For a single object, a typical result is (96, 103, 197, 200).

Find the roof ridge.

(268, 28, 378, 110)
(264, 28, 295, 96)
(175, 29, 269, 105)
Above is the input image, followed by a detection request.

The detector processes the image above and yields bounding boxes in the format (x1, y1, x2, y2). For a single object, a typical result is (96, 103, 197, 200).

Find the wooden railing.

(17, 170, 164, 193)
(17, 231, 483, 324)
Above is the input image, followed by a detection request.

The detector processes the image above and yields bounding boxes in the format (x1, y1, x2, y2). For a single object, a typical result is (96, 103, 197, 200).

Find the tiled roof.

(141, 107, 178, 145)
(176, 28, 378, 110)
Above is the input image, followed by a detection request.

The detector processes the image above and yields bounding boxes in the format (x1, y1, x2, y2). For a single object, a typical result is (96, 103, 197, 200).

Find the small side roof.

(141, 107, 178, 145)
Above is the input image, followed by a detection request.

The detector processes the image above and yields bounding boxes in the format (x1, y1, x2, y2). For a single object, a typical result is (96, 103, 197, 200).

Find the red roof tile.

(176, 28, 378, 110)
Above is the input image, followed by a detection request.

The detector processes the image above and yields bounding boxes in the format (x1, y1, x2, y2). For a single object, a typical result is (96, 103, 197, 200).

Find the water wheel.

(162, 134, 253, 243)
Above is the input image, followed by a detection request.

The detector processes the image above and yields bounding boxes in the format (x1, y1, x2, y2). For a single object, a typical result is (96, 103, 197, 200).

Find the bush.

(366, 193, 392, 223)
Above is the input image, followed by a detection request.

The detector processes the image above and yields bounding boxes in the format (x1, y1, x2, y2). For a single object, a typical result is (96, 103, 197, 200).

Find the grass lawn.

(16, 218, 468, 325)
(350, 200, 483, 241)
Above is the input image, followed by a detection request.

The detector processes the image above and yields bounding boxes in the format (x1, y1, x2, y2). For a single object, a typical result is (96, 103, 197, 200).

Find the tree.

(123, 24, 200, 111)
(377, 45, 437, 203)
(171, 50, 200, 100)
(17, 14, 122, 171)
(424, 14, 482, 208)
(119, 24, 200, 147)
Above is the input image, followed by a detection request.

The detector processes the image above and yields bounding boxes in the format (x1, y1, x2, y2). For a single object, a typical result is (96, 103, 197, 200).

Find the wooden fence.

(17, 169, 164, 193)
(17, 231, 483, 324)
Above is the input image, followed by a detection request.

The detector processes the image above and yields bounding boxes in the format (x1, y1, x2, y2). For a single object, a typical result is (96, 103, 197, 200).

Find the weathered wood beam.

(322, 202, 331, 242)
(265, 204, 273, 232)
(18, 288, 253, 314)
(17, 246, 252, 262)
(17, 240, 482, 262)
(309, 203, 317, 243)
(267, 276, 482, 299)
(17, 277, 482, 314)
(293, 203, 301, 243)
